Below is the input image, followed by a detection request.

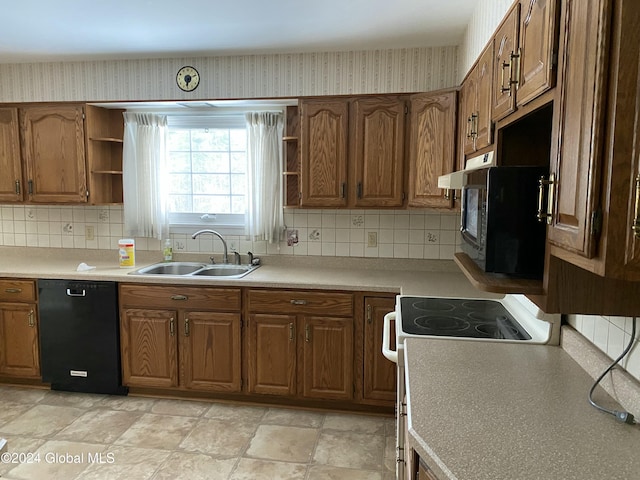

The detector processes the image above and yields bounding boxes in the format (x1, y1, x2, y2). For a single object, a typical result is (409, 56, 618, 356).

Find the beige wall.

(0, 47, 458, 103)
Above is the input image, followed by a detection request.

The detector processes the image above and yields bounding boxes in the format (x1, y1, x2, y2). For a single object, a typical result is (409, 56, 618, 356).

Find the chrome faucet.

(191, 229, 228, 264)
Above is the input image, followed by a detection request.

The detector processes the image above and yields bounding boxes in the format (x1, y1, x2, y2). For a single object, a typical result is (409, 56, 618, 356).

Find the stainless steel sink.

(129, 261, 259, 279)
(192, 265, 255, 277)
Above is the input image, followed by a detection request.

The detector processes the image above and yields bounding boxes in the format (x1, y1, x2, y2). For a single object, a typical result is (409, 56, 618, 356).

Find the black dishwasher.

(38, 279, 127, 395)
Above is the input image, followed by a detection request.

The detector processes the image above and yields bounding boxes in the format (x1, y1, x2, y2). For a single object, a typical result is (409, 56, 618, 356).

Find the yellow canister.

(118, 239, 135, 267)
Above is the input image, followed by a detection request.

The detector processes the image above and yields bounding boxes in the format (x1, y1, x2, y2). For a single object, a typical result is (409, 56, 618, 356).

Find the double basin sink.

(129, 261, 259, 279)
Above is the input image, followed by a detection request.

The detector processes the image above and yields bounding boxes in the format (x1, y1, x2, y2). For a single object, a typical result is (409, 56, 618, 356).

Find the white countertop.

(404, 336, 640, 480)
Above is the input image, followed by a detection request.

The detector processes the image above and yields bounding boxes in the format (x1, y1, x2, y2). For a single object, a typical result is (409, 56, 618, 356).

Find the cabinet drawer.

(0, 280, 36, 302)
(247, 289, 353, 316)
(119, 284, 241, 311)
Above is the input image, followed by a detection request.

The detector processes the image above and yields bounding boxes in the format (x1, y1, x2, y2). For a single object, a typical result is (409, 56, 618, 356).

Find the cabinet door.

(351, 97, 405, 207)
(0, 303, 39, 378)
(492, 4, 520, 121)
(517, 0, 559, 106)
(460, 69, 478, 156)
(475, 43, 494, 150)
(301, 316, 354, 401)
(247, 314, 297, 396)
(120, 308, 178, 388)
(181, 311, 241, 392)
(300, 99, 349, 207)
(20, 105, 87, 203)
(407, 91, 457, 208)
(0, 108, 23, 202)
(363, 297, 396, 403)
(547, 0, 611, 257)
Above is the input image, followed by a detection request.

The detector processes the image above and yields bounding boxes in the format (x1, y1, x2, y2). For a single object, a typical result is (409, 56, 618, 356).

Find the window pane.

(166, 123, 248, 220)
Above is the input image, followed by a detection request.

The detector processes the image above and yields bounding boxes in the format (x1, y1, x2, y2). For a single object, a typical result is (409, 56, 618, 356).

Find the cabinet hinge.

(86, 190, 90, 198)
(551, 51, 559, 67)
(404, 105, 409, 115)
(591, 207, 602, 238)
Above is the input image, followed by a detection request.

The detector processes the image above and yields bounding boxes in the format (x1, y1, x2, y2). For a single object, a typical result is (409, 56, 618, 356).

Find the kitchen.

(1, 0, 640, 479)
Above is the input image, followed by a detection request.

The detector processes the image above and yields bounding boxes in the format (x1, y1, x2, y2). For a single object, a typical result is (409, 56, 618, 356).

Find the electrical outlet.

(367, 231, 378, 247)
(85, 226, 95, 241)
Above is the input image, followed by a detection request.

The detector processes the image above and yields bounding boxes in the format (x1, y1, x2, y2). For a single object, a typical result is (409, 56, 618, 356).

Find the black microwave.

(460, 166, 547, 278)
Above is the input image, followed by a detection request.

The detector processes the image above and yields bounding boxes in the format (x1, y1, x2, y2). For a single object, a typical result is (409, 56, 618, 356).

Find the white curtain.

(122, 113, 169, 240)
(245, 112, 284, 243)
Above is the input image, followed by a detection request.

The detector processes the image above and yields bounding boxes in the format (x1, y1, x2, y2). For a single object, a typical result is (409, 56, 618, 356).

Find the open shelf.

(453, 252, 544, 295)
(283, 104, 300, 208)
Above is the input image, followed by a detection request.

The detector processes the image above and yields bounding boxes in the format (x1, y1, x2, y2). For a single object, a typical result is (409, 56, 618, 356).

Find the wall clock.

(176, 66, 200, 92)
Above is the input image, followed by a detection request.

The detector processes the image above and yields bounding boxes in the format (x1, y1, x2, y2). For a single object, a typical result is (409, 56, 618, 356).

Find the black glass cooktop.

(400, 297, 531, 340)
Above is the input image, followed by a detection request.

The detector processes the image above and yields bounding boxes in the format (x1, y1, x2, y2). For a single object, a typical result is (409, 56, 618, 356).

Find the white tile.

(424, 245, 440, 259)
(393, 244, 409, 258)
(441, 214, 460, 230)
(335, 229, 350, 243)
(379, 229, 394, 244)
(336, 214, 351, 228)
(393, 229, 409, 244)
(409, 230, 424, 245)
(321, 243, 336, 256)
(606, 323, 626, 359)
(364, 246, 379, 258)
(307, 242, 322, 256)
(335, 243, 350, 256)
(293, 242, 308, 255)
(408, 245, 424, 259)
(321, 213, 336, 227)
(394, 215, 410, 229)
(349, 243, 364, 257)
(3, 233, 15, 245)
(364, 214, 380, 229)
(379, 214, 395, 229)
(409, 213, 425, 229)
(351, 214, 365, 228)
(322, 228, 336, 242)
(307, 213, 322, 227)
(350, 229, 365, 243)
(2, 220, 13, 233)
(439, 245, 456, 259)
(593, 318, 609, 353)
(378, 244, 394, 258)
(439, 230, 456, 245)
(424, 214, 441, 229)
(293, 212, 308, 227)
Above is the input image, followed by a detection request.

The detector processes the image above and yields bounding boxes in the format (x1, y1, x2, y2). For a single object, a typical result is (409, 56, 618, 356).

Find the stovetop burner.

(400, 297, 531, 340)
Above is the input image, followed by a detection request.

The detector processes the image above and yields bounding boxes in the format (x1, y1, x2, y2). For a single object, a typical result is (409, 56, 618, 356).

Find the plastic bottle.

(118, 239, 135, 267)
(163, 239, 173, 261)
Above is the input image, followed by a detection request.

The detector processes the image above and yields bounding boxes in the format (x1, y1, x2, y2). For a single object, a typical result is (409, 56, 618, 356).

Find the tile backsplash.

(0, 205, 460, 261)
(568, 315, 640, 383)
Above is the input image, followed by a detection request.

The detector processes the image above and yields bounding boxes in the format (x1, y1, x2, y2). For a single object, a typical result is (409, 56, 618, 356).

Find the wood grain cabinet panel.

(247, 314, 297, 396)
(0, 108, 22, 202)
(247, 289, 355, 401)
(351, 96, 405, 207)
(300, 99, 349, 207)
(407, 90, 457, 208)
(362, 296, 396, 403)
(119, 284, 241, 392)
(493, 4, 520, 121)
(20, 104, 87, 203)
(0, 279, 39, 380)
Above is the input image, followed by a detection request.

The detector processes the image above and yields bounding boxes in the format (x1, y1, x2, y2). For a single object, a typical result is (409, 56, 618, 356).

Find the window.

(166, 115, 247, 234)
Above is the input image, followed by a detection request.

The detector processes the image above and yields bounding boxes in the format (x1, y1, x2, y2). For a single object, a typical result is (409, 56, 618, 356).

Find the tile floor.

(0, 385, 396, 480)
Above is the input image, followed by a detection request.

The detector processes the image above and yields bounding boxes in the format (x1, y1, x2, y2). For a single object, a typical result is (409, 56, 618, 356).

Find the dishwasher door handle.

(66, 288, 87, 297)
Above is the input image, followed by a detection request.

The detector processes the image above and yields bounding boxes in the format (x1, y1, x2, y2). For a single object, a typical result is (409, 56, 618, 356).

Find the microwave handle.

(382, 312, 398, 364)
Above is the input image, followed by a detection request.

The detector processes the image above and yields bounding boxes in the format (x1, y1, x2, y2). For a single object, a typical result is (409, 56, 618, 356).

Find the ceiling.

(1, 0, 477, 64)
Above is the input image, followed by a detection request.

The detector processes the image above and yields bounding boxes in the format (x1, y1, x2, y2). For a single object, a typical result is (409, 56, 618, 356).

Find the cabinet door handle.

(466, 116, 473, 138)
(15, 180, 20, 195)
(28, 310, 35, 328)
(305, 324, 311, 343)
(511, 48, 521, 90)
(28, 179, 33, 195)
(341, 182, 346, 199)
(170, 294, 188, 301)
(632, 174, 640, 238)
(470, 113, 478, 138)
(4, 288, 22, 294)
(536, 174, 555, 225)
(169, 318, 175, 337)
(366, 304, 372, 324)
(289, 322, 294, 341)
(290, 299, 308, 305)
(357, 182, 363, 199)
(184, 318, 190, 337)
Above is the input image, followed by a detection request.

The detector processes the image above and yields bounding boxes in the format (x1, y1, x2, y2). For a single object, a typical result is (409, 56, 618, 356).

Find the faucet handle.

(233, 251, 241, 265)
(248, 251, 260, 266)
(209, 256, 216, 264)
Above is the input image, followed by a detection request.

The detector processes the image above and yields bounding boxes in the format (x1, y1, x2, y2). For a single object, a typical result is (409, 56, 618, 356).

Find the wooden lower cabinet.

(0, 279, 40, 379)
(119, 284, 241, 393)
(414, 450, 440, 480)
(246, 289, 355, 401)
(362, 296, 396, 404)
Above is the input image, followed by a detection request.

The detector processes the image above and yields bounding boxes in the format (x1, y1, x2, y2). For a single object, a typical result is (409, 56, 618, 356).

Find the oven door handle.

(382, 312, 398, 364)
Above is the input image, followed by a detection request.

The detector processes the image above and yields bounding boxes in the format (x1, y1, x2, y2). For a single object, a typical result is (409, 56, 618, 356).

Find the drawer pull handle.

(4, 288, 22, 294)
(290, 299, 307, 305)
(170, 295, 188, 301)
(184, 318, 190, 337)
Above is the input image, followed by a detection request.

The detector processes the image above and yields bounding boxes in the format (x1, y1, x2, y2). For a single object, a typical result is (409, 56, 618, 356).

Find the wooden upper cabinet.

(300, 99, 349, 207)
(493, 4, 520, 121)
(493, 1, 559, 122)
(351, 96, 405, 207)
(517, 0, 560, 106)
(20, 104, 87, 203)
(546, 0, 612, 258)
(461, 44, 494, 158)
(0, 108, 22, 202)
(407, 90, 457, 208)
